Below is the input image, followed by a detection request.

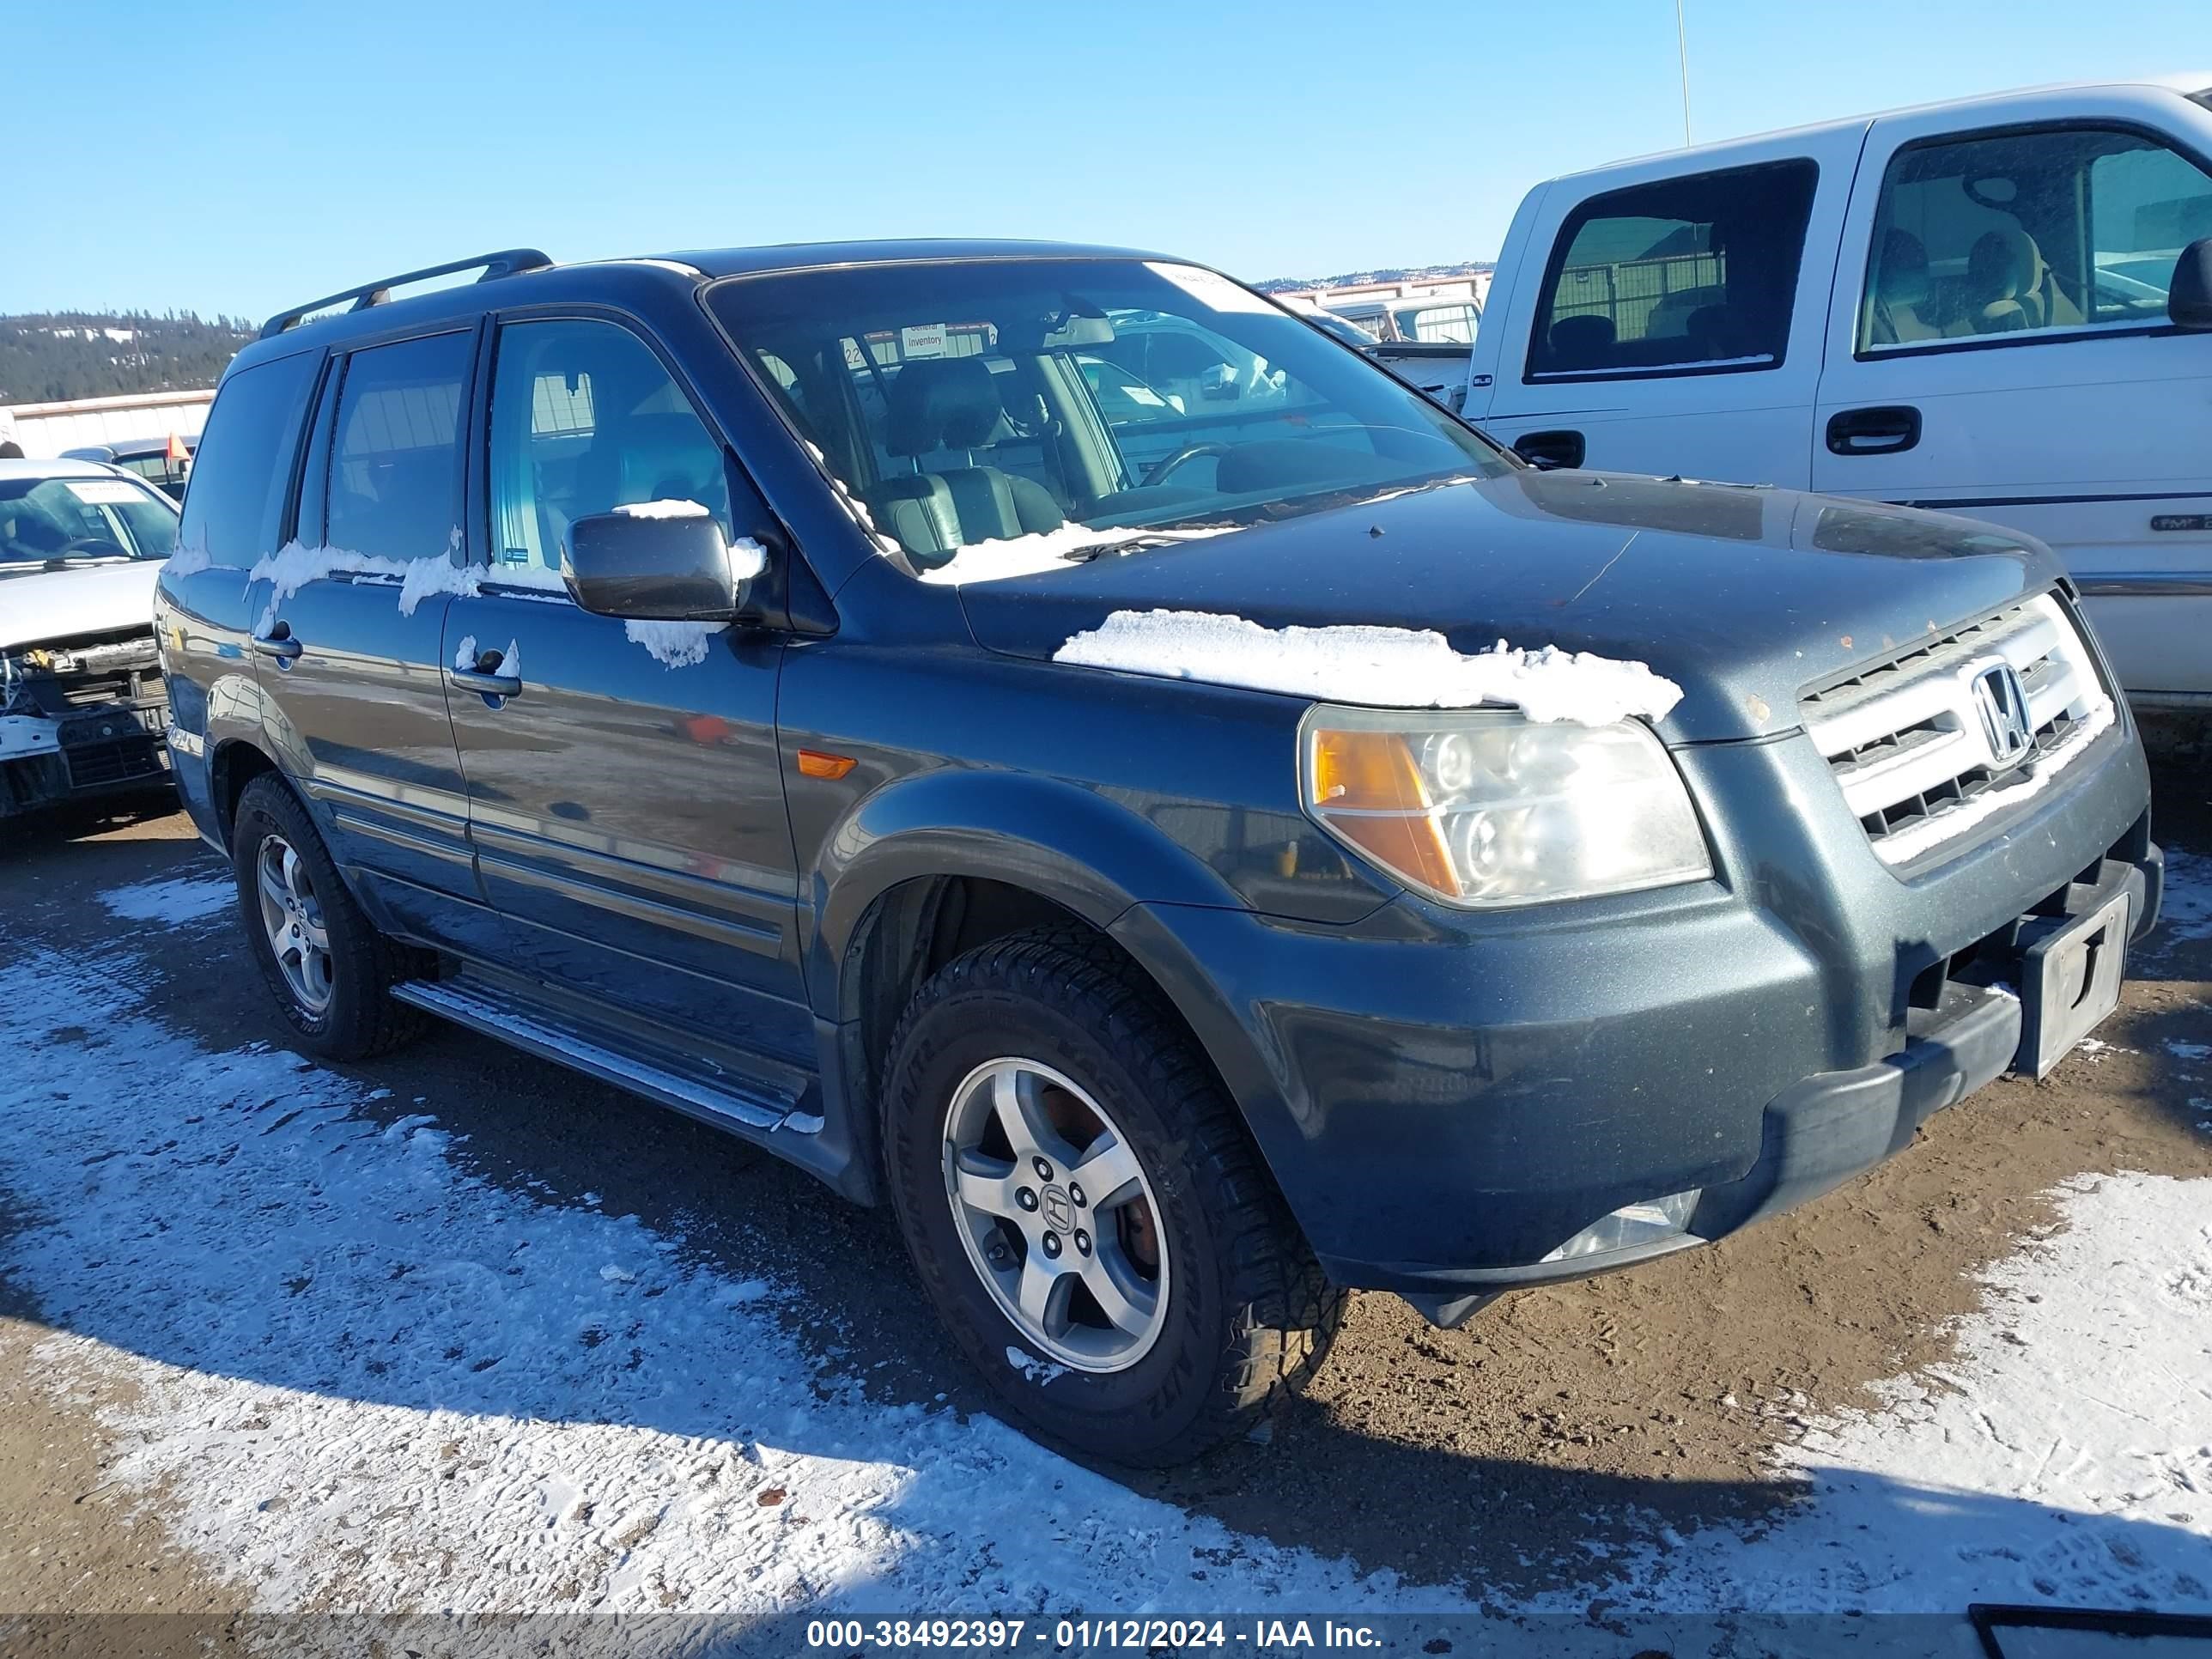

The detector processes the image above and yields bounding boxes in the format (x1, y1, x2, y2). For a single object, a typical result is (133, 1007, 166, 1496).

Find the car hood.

(957, 471, 2062, 743)
(0, 559, 163, 652)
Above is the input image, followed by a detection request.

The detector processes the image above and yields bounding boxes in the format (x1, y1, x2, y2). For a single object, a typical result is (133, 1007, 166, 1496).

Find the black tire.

(881, 925, 1343, 1465)
(229, 774, 426, 1061)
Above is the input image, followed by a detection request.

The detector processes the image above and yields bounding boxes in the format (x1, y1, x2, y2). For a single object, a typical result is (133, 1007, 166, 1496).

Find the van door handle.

(1826, 405, 1922, 456)
(1513, 428, 1585, 470)
(251, 623, 303, 663)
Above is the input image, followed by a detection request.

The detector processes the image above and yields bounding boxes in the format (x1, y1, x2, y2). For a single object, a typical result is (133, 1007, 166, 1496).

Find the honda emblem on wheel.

(1970, 661, 2033, 768)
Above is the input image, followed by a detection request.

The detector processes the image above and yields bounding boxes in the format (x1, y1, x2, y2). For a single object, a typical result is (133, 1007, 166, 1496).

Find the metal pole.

(1675, 0, 1692, 146)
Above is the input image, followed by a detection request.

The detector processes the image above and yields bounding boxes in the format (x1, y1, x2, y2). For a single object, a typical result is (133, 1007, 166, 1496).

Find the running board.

(390, 975, 808, 1135)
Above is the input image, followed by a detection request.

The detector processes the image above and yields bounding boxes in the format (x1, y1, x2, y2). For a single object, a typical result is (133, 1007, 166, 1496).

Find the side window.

(177, 351, 319, 562)
(487, 318, 731, 574)
(1401, 303, 1480, 344)
(325, 332, 471, 561)
(1527, 159, 1819, 380)
(1858, 126, 2212, 353)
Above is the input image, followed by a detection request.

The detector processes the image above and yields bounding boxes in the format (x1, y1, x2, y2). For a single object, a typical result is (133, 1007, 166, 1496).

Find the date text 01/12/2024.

(804, 1617, 1385, 1651)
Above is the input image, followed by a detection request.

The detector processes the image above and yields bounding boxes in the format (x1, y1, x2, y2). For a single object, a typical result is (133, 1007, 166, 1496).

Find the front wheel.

(882, 927, 1342, 1464)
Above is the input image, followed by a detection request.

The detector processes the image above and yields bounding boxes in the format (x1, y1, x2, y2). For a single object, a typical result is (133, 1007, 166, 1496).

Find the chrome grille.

(1801, 595, 2113, 866)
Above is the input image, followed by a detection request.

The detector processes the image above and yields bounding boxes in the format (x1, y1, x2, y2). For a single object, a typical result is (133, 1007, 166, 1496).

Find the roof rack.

(259, 248, 554, 339)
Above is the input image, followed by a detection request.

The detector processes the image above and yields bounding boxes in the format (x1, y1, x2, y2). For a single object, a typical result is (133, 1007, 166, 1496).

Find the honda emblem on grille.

(1970, 662, 2033, 767)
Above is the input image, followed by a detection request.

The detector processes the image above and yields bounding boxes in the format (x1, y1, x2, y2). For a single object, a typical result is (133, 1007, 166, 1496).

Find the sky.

(9, 0, 2209, 323)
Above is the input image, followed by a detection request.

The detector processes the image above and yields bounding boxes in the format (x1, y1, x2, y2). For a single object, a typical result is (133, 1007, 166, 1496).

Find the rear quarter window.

(1526, 159, 1820, 381)
(179, 351, 320, 564)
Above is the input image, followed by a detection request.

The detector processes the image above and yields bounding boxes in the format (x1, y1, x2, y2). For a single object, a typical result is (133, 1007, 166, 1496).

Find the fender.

(171, 670, 275, 854)
(806, 767, 1249, 1015)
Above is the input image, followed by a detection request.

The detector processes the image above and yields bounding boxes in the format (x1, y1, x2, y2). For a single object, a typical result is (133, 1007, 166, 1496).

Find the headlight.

(1299, 706, 1712, 907)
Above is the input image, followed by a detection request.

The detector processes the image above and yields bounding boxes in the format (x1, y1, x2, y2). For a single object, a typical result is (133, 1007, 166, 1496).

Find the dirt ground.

(0, 743, 2205, 1611)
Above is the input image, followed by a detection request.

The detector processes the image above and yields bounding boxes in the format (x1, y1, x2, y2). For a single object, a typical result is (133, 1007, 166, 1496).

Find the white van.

(1464, 75, 2212, 709)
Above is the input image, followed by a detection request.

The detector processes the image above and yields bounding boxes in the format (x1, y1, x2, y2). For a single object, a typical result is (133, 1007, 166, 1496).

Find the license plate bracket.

(2015, 884, 2133, 1079)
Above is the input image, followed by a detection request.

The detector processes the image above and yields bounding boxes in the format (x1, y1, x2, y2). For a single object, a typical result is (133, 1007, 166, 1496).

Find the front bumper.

(1110, 719, 2157, 1315)
(0, 703, 171, 817)
(1402, 852, 2155, 1325)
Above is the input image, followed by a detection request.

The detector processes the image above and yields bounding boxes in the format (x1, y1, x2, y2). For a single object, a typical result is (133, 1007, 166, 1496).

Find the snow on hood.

(0, 559, 163, 651)
(1053, 608, 1685, 725)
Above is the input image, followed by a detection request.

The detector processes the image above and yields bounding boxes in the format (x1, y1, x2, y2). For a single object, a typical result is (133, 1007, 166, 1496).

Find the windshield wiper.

(41, 554, 134, 570)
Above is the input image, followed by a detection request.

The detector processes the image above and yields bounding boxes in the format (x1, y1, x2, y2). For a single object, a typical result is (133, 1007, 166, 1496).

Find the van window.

(177, 351, 318, 563)
(1858, 126, 2212, 352)
(486, 318, 732, 574)
(1396, 302, 1480, 344)
(1527, 160, 1819, 380)
(322, 332, 471, 561)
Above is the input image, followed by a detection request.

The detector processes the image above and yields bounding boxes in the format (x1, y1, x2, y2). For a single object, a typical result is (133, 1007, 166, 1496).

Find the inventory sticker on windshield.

(64, 480, 147, 505)
(900, 323, 949, 360)
(1144, 262, 1278, 317)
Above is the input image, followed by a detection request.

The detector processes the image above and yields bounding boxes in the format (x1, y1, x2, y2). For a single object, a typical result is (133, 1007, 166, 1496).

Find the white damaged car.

(1, 458, 179, 817)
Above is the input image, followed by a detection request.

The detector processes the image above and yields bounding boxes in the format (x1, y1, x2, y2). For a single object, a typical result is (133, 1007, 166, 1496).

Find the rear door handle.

(251, 623, 303, 663)
(1513, 428, 1585, 470)
(1826, 404, 1922, 456)
(447, 666, 522, 698)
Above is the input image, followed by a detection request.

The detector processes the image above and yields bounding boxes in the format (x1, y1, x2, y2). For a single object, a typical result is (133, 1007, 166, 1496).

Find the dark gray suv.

(155, 242, 2162, 1464)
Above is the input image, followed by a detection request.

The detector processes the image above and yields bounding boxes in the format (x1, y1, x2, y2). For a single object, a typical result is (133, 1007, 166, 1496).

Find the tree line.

(0, 310, 252, 404)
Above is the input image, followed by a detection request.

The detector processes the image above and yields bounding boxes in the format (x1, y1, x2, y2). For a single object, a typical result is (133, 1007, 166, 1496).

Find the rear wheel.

(882, 926, 1342, 1464)
(229, 775, 425, 1060)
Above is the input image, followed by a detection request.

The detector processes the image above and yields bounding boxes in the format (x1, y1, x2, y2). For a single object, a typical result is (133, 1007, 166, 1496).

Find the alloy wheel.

(941, 1058, 1170, 1373)
(253, 832, 333, 1014)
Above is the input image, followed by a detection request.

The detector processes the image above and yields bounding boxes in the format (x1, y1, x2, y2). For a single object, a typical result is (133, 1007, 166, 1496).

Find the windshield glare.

(708, 258, 1507, 579)
(0, 474, 179, 568)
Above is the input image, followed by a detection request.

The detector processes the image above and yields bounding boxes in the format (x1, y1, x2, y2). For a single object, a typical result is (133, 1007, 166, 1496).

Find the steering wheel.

(1141, 442, 1231, 488)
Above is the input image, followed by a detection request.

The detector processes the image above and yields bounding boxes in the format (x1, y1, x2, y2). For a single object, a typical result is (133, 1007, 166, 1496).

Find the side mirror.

(563, 506, 769, 622)
(2169, 237, 2212, 331)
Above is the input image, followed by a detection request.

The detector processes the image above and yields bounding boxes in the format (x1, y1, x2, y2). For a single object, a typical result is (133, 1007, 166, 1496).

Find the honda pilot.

(156, 242, 2162, 1464)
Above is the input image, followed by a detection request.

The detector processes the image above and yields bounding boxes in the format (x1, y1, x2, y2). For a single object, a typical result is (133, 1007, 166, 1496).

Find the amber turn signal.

(1305, 726, 1460, 898)
(796, 749, 857, 780)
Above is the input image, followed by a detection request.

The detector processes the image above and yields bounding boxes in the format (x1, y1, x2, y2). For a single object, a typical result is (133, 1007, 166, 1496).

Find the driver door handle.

(252, 623, 303, 662)
(1513, 428, 1585, 470)
(1826, 404, 1923, 456)
(447, 665, 522, 697)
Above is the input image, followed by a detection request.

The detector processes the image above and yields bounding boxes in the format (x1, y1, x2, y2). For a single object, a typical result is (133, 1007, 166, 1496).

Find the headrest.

(1685, 305, 1736, 356)
(1548, 313, 1616, 368)
(1875, 229, 1930, 307)
(885, 357, 1003, 457)
(1967, 228, 2042, 301)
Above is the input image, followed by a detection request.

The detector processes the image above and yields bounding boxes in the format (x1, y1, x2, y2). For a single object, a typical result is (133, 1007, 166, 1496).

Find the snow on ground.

(0, 898, 2206, 1632)
(0, 937, 1450, 1623)
(95, 870, 233, 927)
(1053, 609, 1684, 725)
(1507, 1172, 2212, 1615)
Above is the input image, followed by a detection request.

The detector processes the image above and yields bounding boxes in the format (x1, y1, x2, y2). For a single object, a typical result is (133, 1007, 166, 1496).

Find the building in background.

(0, 389, 213, 460)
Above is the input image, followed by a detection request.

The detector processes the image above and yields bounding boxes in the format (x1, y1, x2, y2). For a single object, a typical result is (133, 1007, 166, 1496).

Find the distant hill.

(0, 311, 253, 404)
(1252, 261, 1494, 294)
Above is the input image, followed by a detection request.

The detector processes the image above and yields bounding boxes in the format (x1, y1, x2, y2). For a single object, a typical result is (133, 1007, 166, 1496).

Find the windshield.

(1306, 310, 1379, 346)
(708, 258, 1509, 580)
(0, 474, 180, 569)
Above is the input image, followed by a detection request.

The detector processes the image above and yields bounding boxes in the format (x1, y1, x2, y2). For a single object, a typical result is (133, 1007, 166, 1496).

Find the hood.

(957, 471, 2060, 743)
(0, 559, 164, 653)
